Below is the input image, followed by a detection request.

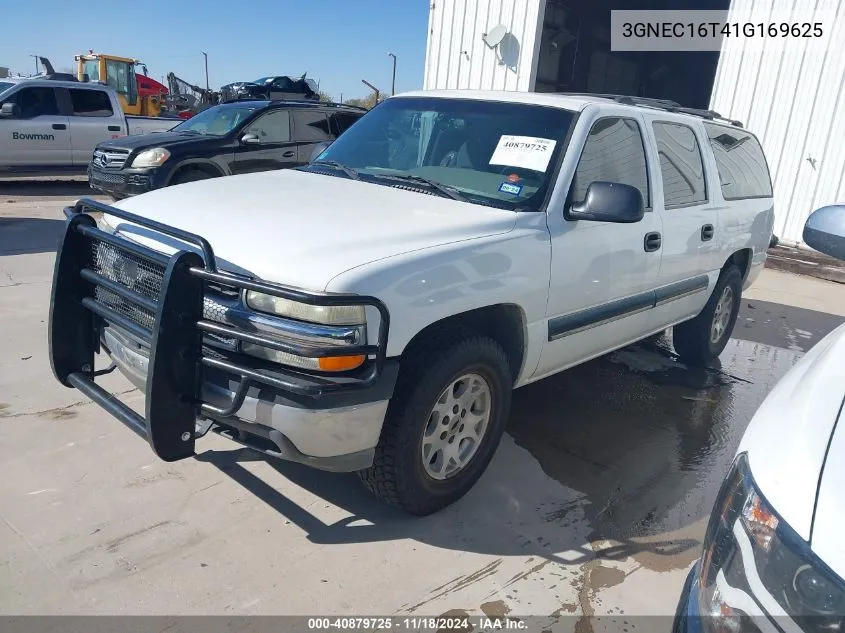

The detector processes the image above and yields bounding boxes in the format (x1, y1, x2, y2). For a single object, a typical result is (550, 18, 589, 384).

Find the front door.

(534, 113, 663, 378)
(232, 109, 298, 174)
(0, 86, 71, 169)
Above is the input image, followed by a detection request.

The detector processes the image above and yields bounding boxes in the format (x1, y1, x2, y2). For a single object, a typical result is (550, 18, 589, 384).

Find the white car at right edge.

(674, 204, 845, 633)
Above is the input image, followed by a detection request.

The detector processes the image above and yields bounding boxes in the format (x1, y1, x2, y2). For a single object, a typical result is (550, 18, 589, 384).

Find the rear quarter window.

(703, 123, 773, 200)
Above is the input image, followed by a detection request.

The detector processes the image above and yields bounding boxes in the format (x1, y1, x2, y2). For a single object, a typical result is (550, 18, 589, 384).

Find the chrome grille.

(89, 236, 236, 335)
(92, 148, 130, 170)
(90, 238, 165, 331)
(89, 169, 126, 184)
(92, 238, 165, 300)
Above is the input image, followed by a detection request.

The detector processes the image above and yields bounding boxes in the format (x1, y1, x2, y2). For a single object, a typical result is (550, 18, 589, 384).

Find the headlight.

(131, 147, 170, 168)
(245, 291, 365, 326)
(700, 453, 845, 625)
(242, 291, 367, 372)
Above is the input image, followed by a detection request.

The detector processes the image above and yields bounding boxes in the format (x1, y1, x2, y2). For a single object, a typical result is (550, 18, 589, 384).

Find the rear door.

(645, 117, 720, 328)
(0, 85, 71, 168)
(232, 109, 297, 174)
(63, 87, 123, 166)
(291, 109, 333, 164)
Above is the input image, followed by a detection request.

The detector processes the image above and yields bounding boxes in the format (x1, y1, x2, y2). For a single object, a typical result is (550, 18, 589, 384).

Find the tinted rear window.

(293, 110, 331, 141)
(653, 122, 707, 207)
(703, 123, 772, 200)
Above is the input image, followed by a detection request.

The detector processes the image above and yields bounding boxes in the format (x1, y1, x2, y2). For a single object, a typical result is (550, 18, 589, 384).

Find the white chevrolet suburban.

(0, 78, 177, 175)
(48, 91, 775, 515)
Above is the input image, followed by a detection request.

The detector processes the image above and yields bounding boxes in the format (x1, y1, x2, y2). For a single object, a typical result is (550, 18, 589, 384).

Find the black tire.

(673, 266, 743, 365)
(172, 169, 213, 185)
(359, 329, 513, 515)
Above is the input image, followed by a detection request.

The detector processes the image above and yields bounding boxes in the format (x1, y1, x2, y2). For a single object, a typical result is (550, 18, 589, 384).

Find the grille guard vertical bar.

(145, 249, 205, 461)
(49, 212, 98, 386)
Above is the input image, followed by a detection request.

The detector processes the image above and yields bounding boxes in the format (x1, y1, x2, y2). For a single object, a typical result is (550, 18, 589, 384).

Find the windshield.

(172, 103, 260, 136)
(252, 77, 272, 85)
(311, 97, 576, 211)
(0, 81, 13, 96)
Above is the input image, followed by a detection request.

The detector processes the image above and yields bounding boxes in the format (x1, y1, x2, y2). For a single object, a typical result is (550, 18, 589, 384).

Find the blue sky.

(0, 0, 429, 101)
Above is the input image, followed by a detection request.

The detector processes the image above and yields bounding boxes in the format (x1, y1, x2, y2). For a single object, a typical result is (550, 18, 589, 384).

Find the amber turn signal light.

(318, 355, 365, 371)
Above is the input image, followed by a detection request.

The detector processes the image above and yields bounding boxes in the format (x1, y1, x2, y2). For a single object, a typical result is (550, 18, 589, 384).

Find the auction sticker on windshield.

(489, 136, 557, 172)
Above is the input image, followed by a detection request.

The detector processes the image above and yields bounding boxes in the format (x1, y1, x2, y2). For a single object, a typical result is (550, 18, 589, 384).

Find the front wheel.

(359, 330, 512, 515)
(673, 266, 743, 365)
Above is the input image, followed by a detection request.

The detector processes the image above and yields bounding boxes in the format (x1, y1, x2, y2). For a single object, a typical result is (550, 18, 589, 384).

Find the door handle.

(107, 125, 121, 131)
(701, 224, 715, 241)
(52, 123, 66, 130)
(282, 150, 295, 158)
(644, 231, 662, 252)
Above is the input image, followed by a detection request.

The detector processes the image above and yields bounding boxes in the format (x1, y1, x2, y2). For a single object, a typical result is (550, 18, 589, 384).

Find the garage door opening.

(534, 0, 731, 109)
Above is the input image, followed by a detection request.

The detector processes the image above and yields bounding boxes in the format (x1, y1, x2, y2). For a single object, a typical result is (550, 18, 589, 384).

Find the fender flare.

(166, 159, 227, 185)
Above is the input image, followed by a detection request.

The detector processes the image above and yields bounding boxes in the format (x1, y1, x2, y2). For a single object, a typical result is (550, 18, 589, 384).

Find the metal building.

(423, 0, 845, 246)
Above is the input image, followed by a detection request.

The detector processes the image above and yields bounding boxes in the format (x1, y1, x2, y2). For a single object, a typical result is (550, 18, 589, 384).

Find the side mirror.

(567, 181, 644, 223)
(804, 204, 845, 261)
(240, 133, 260, 145)
(0, 102, 19, 118)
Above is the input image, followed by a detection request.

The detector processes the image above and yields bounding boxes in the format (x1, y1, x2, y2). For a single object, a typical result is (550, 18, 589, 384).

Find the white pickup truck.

(0, 77, 177, 175)
(47, 91, 775, 515)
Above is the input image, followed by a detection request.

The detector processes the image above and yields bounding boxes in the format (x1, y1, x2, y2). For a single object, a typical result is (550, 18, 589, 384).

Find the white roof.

(2, 77, 111, 91)
(393, 89, 609, 112)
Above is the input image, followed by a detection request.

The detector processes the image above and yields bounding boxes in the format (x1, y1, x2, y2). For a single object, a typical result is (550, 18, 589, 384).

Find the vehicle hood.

(98, 131, 215, 152)
(738, 322, 845, 542)
(106, 169, 518, 290)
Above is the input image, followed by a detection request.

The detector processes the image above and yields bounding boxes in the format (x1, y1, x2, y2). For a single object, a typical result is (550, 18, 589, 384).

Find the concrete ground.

(2, 179, 845, 629)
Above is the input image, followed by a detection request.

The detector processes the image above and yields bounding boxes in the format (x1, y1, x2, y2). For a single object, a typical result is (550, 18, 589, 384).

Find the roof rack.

(270, 99, 368, 111)
(558, 92, 744, 128)
(220, 97, 365, 111)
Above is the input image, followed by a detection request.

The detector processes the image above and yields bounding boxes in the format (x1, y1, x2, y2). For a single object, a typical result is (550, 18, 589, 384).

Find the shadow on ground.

(194, 324, 819, 570)
(0, 217, 66, 255)
(0, 179, 94, 198)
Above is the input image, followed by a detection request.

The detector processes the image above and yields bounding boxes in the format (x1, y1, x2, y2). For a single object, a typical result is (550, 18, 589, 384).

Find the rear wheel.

(673, 266, 743, 365)
(171, 168, 214, 185)
(359, 329, 512, 515)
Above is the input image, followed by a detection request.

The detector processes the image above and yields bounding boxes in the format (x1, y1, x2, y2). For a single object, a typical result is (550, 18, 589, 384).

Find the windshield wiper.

(309, 160, 360, 180)
(376, 174, 469, 202)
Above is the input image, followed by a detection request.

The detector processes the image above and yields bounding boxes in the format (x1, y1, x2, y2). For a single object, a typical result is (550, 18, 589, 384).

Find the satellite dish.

(483, 24, 508, 48)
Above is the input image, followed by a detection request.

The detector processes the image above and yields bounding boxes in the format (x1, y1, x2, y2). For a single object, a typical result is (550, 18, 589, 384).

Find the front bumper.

(674, 562, 704, 633)
(88, 165, 164, 198)
(49, 199, 393, 471)
(101, 324, 396, 471)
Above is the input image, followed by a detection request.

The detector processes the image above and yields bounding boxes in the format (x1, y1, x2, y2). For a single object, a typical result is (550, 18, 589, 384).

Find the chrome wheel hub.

(421, 373, 491, 480)
(710, 286, 734, 344)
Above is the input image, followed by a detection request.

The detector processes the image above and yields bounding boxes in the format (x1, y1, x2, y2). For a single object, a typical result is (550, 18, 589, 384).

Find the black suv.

(88, 100, 365, 199)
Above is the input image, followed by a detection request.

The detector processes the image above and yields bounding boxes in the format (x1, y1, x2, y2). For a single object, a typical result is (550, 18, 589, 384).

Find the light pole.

(201, 52, 209, 91)
(30, 55, 39, 75)
(388, 53, 396, 96)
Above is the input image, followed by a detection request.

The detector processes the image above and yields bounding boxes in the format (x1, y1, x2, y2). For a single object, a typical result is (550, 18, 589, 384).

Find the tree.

(343, 93, 384, 110)
(318, 91, 333, 103)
